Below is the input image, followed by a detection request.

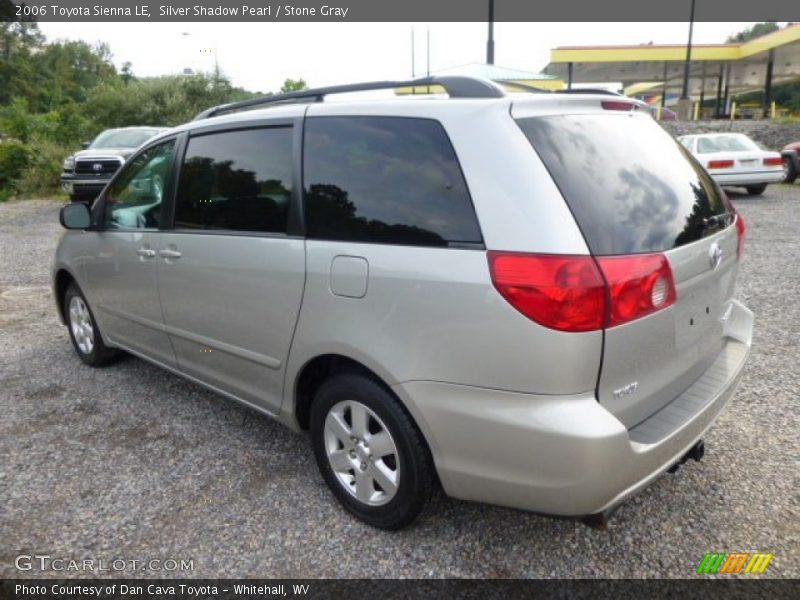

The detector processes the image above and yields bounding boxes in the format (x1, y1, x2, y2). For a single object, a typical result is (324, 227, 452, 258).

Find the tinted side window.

(174, 127, 293, 233)
(104, 140, 175, 230)
(304, 117, 481, 246)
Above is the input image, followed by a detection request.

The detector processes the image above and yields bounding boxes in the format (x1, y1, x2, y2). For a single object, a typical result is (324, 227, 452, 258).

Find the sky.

(38, 22, 761, 93)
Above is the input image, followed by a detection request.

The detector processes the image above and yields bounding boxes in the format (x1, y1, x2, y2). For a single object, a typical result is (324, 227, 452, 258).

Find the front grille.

(74, 158, 122, 176)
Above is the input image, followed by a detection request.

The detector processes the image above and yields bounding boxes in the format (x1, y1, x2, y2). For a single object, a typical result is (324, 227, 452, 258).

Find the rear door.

(156, 121, 305, 413)
(516, 109, 740, 428)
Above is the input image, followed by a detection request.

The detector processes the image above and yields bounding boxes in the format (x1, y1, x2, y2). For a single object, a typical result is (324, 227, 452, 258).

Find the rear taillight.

(763, 157, 782, 167)
(735, 212, 746, 261)
(487, 252, 677, 332)
(595, 254, 677, 327)
(707, 159, 734, 169)
(601, 100, 634, 112)
(487, 253, 605, 332)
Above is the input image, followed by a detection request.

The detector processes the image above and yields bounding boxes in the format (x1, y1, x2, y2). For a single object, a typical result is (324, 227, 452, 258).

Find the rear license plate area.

(674, 283, 723, 350)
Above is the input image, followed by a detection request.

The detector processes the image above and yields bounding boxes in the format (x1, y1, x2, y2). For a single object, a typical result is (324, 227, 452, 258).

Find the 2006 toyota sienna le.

(54, 76, 753, 529)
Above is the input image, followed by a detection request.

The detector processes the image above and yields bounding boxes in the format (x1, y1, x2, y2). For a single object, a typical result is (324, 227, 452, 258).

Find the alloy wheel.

(323, 400, 400, 506)
(69, 295, 94, 355)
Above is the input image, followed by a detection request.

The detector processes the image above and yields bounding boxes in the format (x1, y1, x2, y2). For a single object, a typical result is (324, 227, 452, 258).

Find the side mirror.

(60, 202, 92, 230)
(81, 141, 91, 149)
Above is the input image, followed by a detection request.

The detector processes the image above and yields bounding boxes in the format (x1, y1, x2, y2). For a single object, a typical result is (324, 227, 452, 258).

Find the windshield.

(516, 113, 729, 256)
(90, 129, 160, 149)
(696, 135, 758, 154)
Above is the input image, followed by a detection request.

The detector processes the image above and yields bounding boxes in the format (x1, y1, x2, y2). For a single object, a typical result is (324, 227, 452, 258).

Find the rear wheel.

(784, 156, 798, 184)
(64, 283, 118, 367)
(309, 373, 435, 529)
(745, 184, 767, 196)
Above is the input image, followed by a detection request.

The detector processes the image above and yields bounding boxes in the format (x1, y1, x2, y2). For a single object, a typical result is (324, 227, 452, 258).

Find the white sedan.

(678, 133, 784, 195)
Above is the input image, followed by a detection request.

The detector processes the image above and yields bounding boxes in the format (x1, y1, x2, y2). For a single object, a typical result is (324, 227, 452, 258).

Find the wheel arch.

(54, 268, 78, 324)
(290, 350, 441, 481)
(293, 353, 390, 431)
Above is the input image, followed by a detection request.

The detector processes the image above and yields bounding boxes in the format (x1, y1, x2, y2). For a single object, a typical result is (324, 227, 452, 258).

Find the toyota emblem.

(92, 163, 103, 171)
(708, 242, 723, 270)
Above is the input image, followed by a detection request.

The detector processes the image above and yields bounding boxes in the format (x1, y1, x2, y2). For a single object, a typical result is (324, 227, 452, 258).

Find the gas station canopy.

(543, 24, 800, 101)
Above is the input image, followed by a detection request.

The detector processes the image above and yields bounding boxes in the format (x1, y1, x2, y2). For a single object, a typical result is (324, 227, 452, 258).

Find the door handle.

(137, 247, 156, 258)
(159, 249, 182, 259)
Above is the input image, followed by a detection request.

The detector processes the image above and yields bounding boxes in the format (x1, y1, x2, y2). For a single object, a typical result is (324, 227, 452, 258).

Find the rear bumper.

(394, 299, 753, 517)
(710, 170, 783, 186)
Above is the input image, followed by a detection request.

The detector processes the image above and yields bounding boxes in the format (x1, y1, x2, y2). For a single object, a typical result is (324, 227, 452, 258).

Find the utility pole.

(411, 28, 415, 78)
(426, 27, 431, 94)
(680, 0, 695, 99)
(677, 0, 696, 120)
(487, 0, 495, 65)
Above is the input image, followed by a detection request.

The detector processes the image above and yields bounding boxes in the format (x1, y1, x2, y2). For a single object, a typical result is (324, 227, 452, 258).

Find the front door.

(82, 138, 177, 366)
(157, 125, 305, 413)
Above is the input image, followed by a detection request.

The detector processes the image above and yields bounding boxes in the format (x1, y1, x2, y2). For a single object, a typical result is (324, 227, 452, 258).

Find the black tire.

(745, 184, 767, 196)
(783, 156, 798, 184)
(63, 283, 119, 367)
(310, 373, 435, 530)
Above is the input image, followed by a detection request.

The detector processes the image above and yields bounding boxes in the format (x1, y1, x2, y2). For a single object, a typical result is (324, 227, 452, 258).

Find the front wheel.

(745, 184, 767, 196)
(64, 283, 119, 367)
(310, 373, 435, 529)
(784, 156, 798, 184)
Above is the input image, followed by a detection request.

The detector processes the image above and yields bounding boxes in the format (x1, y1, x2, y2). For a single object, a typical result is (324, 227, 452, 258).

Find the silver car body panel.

(53, 91, 754, 517)
(157, 233, 305, 414)
(394, 301, 751, 516)
(81, 230, 177, 367)
(598, 225, 740, 428)
(284, 241, 603, 400)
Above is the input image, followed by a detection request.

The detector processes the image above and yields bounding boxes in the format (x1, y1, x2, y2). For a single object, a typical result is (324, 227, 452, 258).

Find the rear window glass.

(696, 134, 758, 153)
(303, 116, 482, 247)
(516, 113, 729, 256)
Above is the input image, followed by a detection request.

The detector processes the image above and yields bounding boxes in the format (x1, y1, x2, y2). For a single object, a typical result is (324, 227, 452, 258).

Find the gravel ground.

(0, 189, 798, 579)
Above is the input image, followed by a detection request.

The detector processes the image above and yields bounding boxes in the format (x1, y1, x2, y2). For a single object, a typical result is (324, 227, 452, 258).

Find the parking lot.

(1, 186, 798, 579)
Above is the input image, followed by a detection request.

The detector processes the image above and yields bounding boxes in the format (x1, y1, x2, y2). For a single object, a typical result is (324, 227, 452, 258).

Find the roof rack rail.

(554, 88, 621, 96)
(193, 75, 506, 120)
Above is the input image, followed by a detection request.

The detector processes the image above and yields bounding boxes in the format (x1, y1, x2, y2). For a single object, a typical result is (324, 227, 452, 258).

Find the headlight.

(62, 157, 75, 171)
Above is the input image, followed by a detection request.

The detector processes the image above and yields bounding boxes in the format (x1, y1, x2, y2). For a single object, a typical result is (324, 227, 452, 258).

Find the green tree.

(25, 41, 117, 110)
(0, 17, 46, 106)
(121, 61, 134, 86)
(725, 22, 779, 43)
(280, 78, 307, 93)
(85, 72, 256, 128)
(0, 13, 265, 198)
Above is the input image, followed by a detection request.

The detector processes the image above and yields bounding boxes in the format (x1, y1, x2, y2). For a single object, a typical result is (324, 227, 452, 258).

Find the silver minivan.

(54, 77, 753, 529)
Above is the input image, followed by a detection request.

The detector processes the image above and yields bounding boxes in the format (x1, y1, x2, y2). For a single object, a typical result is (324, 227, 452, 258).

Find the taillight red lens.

(707, 159, 734, 169)
(735, 212, 746, 261)
(595, 254, 677, 327)
(601, 100, 634, 111)
(763, 157, 782, 167)
(487, 252, 605, 332)
(487, 251, 677, 331)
